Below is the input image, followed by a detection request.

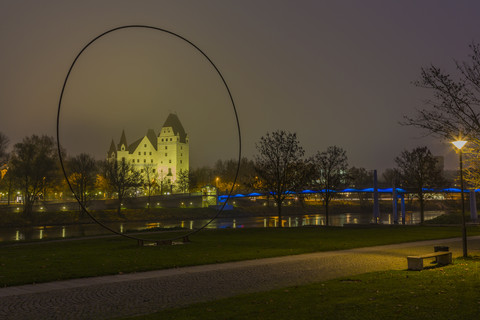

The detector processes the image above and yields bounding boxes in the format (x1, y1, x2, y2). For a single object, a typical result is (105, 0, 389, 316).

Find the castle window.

(149, 152, 152, 155)
(181, 146, 183, 150)
(161, 139, 164, 142)
(137, 159, 139, 163)
(132, 159, 135, 163)
(169, 160, 171, 164)
(138, 152, 141, 155)
(180, 160, 182, 164)
(144, 144, 147, 148)
(165, 146, 167, 150)
(153, 169, 156, 173)
(165, 153, 167, 156)
(151, 159, 153, 163)
(144, 152, 146, 155)
(181, 153, 183, 156)
(141, 169, 144, 173)
(144, 159, 146, 163)
(170, 138, 172, 141)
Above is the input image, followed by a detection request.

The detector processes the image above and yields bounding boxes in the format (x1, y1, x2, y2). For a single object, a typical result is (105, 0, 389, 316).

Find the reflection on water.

(0, 211, 446, 242)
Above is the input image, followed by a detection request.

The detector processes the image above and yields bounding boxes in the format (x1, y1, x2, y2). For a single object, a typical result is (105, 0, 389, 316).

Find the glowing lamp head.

(452, 140, 467, 150)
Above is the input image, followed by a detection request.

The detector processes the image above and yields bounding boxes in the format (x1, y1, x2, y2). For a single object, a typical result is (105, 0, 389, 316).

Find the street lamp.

(452, 139, 468, 257)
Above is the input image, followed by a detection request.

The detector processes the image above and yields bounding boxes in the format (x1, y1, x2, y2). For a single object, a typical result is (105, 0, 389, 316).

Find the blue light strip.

(217, 188, 473, 202)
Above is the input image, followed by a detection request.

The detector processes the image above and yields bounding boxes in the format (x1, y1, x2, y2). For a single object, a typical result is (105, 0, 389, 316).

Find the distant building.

(434, 156, 444, 172)
(108, 113, 189, 187)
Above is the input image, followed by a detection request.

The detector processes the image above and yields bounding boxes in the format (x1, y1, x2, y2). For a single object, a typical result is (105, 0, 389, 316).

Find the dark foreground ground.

(1, 236, 479, 320)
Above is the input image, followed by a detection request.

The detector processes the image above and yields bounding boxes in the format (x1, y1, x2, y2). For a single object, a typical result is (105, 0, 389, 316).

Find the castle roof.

(124, 129, 157, 154)
(109, 139, 117, 156)
(109, 114, 187, 156)
(127, 137, 142, 153)
(162, 113, 187, 143)
(117, 130, 127, 150)
(146, 129, 157, 150)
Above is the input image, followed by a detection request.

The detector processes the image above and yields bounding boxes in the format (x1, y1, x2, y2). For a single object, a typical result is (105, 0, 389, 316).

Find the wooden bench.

(407, 251, 452, 271)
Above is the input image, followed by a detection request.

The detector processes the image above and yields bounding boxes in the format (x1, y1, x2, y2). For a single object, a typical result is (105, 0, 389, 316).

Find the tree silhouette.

(313, 146, 348, 226)
(101, 159, 142, 216)
(255, 130, 310, 226)
(395, 146, 444, 223)
(9, 135, 58, 218)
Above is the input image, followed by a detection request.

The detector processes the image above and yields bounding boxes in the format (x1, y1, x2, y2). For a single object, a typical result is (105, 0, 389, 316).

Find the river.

(0, 211, 445, 242)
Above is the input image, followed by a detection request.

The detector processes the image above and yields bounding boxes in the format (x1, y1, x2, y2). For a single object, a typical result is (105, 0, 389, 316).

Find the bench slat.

(407, 252, 450, 259)
(407, 251, 452, 271)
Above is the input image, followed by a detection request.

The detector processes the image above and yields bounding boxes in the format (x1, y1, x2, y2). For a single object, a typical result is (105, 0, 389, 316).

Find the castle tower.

(157, 113, 189, 186)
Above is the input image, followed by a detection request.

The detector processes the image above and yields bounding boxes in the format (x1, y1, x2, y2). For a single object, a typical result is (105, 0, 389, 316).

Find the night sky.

(1, 1, 480, 172)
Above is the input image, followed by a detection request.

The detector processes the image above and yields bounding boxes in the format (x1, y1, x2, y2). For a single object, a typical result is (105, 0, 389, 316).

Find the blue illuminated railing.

(217, 187, 474, 203)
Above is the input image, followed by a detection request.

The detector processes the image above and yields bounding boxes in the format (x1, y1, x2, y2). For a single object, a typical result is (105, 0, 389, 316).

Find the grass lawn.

(0, 226, 479, 287)
(124, 257, 480, 320)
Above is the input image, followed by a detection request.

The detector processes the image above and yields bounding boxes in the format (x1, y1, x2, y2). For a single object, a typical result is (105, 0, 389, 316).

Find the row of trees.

(0, 131, 449, 224)
(254, 131, 448, 226)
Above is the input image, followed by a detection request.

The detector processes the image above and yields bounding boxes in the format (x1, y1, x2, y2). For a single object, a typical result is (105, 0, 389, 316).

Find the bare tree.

(67, 153, 97, 209)
(142, 165, 158, 206)
(403, 43, 480, 144)
(255, 130, 309, 226)
(347, 166, 374, 206)
(189, 166, 213, 191)
(395, 146, 444, 223)
(347, 167, 373, 188)
(464, 155, 480, 188)
(0, 132, 8, 164)
(0, 169, 16, 206)
(313, 146, 348, 226)
(176, 169, 190, 193)
(213, 158, 257, 193)
(101, 159, 142, 216)
(9, 135, 58, 219)
(382, 168, 402, 187)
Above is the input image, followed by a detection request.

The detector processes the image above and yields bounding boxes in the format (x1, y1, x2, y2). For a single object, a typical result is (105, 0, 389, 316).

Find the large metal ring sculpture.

(56, 25, 241, 244)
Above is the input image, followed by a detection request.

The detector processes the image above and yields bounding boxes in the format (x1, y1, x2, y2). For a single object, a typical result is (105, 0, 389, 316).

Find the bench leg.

(408, 257, 423, 271)
(437, 252, 452, 266)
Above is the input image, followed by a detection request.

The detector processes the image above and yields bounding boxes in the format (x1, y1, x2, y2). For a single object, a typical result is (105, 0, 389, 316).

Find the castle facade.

(108, 113, 189, 187)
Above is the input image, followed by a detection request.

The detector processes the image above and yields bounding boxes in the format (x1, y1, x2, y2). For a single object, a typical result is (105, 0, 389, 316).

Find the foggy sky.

(1, 0, 480, 172)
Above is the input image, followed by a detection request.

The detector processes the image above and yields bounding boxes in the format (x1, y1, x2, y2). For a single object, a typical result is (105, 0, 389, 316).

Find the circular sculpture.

(56, 25, 241, 244)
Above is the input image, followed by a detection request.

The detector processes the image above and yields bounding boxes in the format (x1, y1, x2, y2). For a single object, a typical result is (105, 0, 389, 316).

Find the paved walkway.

(1, 236, 479, 320)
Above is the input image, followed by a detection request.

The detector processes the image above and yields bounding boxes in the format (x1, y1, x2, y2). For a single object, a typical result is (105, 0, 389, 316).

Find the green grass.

(425, 211, 475, 224)
(125, 257, 480, 320)
(0, 226, 479, 287)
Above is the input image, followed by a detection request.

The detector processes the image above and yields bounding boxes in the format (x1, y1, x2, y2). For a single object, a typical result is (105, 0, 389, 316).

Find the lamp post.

(452, 140, 468, 258)
(215, 177, 220, 206)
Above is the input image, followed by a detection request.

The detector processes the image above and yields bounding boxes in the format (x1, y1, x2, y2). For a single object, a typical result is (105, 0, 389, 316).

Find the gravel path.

(1, 236, 479, 320)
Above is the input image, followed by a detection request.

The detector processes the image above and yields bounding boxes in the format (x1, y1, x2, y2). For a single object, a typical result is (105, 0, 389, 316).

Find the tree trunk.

(324, 196, 330, 226)
(147, 191, 151, 210)
(419, 191, 425, 224)
(7, 181, 12, 206)
(277, 199, 282, 227)
(116, 193, 123, 217)
(22, 195, 34, 222)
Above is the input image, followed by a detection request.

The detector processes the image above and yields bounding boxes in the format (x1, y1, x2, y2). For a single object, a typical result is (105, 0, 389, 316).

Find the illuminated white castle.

(108, 113, 189, 186)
